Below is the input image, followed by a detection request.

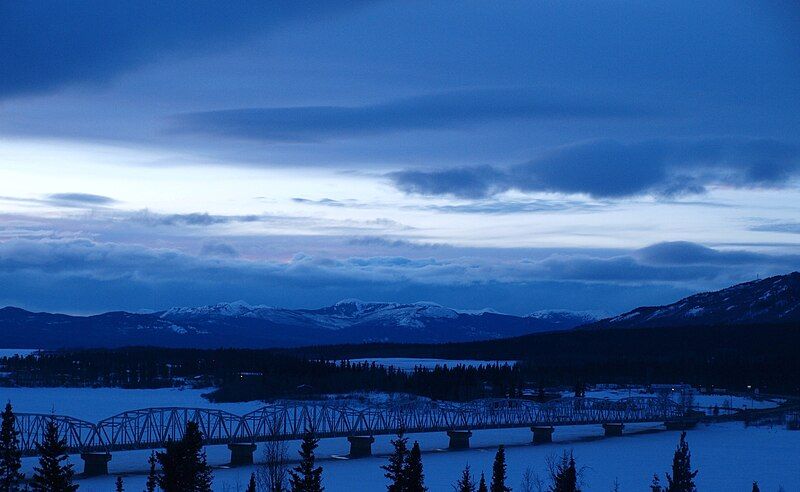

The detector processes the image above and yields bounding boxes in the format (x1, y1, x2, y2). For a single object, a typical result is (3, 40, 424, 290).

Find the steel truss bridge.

(16, 397, 685, 456)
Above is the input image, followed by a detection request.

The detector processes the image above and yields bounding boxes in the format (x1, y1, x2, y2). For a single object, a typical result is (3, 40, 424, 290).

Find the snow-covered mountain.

(586, 272, 800, 329)
(0, 300, 597, 349)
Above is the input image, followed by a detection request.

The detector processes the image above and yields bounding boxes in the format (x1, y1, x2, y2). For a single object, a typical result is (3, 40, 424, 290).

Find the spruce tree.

(455, 464, 476, 492)
(477, 472, 488, 492)
(30, 419, 78, 492)
(289, 432, 323, 492)
(650, 474, 662, 492)
(115, 475, 124, 492)
(383, 435, 408, 492)
(156, 421, 213, 492)
(145, 451, 159, 492)
(490, 445, 510, 492)
(752, 482, 760, 492)
(665, 432, 697, 492)
(246, 472, 257, 492)
(404, 441, 426, 492)
(0, 402, 24, 491)
(550, 452, 578, 492)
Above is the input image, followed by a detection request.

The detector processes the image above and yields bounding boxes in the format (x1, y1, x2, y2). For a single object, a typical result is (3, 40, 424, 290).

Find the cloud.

(389, 138, 800, 199)
(750, 222, 800, 234)
(0, 193, 117, 208)
(0, 237, 797, 314)
(0, 2, 371, 99)
(173, 89, 651, 142)
(128, 210, 261, 227)
(199, 241, 239, 258)
(47, 193, 117, 206)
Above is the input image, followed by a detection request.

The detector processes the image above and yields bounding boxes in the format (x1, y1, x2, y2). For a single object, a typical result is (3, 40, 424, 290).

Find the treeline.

(0, 347, 523, 402)
(290, 323, 800, 394)
(3, 322, 798, 400)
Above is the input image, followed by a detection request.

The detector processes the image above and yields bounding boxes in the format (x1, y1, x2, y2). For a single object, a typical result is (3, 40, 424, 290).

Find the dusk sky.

(1, 1, 799, 315)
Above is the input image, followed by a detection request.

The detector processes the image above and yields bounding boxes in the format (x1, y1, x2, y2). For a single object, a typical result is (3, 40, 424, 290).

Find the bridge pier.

(447, 430, 472, 450)
(347, 436, 375, 458)
(602, 423, 624, 437)
(228, 443, 258, 466)
(80, 452, 111, 477)
(531, 426, 555, 444)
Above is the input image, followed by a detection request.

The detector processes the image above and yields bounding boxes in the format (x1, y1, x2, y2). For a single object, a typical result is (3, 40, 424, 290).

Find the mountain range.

(0, 272, 797, 349)
(0, 299, 597, 349)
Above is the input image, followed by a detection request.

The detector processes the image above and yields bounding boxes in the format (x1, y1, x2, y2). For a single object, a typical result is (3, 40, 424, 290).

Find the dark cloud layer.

(0, 238, 796, 315)
(174, 89, 650, 142)
(390, 138, 800, 199)
(0, 1, 367, 98)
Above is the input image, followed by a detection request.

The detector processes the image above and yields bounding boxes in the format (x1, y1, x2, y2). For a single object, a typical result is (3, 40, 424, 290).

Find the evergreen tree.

(383, 435, 408, 492)
(665, 432, 698, 492)
(246, 473, 257, 492)
(751, 482, 760, 492)
(115, 476, 124, 492)
(145, 451, 159, 492)
(650, 474, 662, 492)
(404, 441, 426, 492)
(490, 446, 510, 492)
(156, 421, 213, 492)
(30, 419, 78, 492)
(455, 464, 476, 492)
(0, 402, 24, 491)
(549, 452, 578, 492)
(477, 473, 488, 492)
(288, 432, 323, 492)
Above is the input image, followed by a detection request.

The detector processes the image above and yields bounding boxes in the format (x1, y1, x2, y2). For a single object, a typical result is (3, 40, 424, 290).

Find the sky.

(1, 0, 799, 315)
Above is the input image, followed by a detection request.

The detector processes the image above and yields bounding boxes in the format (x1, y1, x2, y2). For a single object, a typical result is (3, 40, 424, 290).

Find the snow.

(685, 306, 704, 317)
(33, 422, 800, 491)
(0, 387, 264, 421)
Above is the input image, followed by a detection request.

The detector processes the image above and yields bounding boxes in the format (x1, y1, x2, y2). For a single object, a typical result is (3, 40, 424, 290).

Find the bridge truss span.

(14, 397, 686, 456)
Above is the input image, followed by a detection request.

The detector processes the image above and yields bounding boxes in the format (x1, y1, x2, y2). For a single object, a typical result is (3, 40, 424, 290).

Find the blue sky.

(1, 0, 799, 314)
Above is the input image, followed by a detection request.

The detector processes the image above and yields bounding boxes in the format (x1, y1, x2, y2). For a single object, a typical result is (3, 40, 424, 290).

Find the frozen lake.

(2, 386, 797, 490)
(18, 421, 799, 491)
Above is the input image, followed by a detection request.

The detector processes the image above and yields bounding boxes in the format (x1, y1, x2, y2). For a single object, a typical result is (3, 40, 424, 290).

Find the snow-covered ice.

(0, 387, 264, 421)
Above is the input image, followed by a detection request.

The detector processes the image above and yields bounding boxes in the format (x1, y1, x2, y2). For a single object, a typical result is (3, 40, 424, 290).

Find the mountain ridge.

(0, 300, 597, 349)
(585, 272, 800, 329)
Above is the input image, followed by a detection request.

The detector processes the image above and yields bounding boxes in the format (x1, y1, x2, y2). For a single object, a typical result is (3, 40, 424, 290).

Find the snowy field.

(347, 358, 516, 370)
(0, 387, 265, 420)
(15, 421, 798, 491)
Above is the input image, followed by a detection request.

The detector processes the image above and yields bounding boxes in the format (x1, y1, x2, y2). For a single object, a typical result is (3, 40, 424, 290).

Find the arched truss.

(15, 413, 105, 456)
(14, 397, 684, 455)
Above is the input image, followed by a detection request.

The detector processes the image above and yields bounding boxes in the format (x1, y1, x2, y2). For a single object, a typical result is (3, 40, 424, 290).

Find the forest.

(1, 322, 797, 401)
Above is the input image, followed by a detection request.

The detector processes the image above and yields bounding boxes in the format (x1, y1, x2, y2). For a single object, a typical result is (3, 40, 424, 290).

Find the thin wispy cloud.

(173, 89, 653, 142)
